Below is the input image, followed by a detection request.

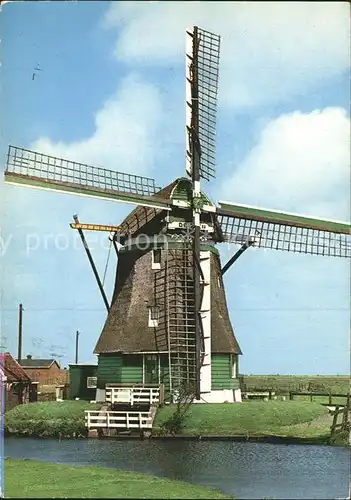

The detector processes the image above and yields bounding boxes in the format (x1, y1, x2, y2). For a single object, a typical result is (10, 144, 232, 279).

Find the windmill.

(4, 26, 350, 404)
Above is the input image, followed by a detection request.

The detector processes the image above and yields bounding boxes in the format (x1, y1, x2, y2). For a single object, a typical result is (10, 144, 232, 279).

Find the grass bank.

(154, 401, 333, 443)
(242, 375, 350, 395)
(6, 399, 343, 445)
(5, 401, 102, 438)
(4, 459, 231, 498)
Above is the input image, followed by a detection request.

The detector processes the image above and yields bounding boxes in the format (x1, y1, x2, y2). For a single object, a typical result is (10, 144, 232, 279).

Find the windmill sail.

(186, 27, 220, 181)
(217, 201, 351, 258)
(4, 145, 171, 211)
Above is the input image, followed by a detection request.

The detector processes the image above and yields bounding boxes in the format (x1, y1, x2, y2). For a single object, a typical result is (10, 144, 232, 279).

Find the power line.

(0, 307, 348, 312)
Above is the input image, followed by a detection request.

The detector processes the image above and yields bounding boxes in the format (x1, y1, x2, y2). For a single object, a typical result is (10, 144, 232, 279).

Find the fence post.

(126, 412, 129, 429)
(310, 393, 313, 402)
(159, 384, 164, 405)
(342, 407, 348, 428)
(289, 391, 293, 401)
(328, 393, 332, 406)
(331, 405, 340, 434)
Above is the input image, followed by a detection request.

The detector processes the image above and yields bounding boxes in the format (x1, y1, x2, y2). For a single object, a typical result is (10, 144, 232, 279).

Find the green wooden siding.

(97, 353, 239, 393)
(97, 354, 143, 388)
(211, 354, 240, 390)
(120, 355, 143, 383)
(69, 364, 97, 400)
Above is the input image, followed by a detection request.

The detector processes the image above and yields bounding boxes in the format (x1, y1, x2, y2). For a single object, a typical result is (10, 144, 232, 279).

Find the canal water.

(5, 437, 350, 499)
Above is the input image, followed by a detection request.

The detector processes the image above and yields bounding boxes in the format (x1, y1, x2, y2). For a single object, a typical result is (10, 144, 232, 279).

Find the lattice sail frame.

(185, 27, 220, 181)
(217, 202, 351, 258)
(5, 145, 170, 210)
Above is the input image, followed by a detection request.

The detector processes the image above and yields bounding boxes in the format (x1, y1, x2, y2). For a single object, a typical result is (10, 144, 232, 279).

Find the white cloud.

(32, 73, 164, 174)
(104, 1, 350, 108)
(220, 107, 350, 220)
(1, 72, 169, 316)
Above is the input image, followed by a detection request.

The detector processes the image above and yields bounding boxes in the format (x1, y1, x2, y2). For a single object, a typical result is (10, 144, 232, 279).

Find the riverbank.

(4, 458, 232, 498)
(5, 399, 344, 444)
(5, 400, 100, 438)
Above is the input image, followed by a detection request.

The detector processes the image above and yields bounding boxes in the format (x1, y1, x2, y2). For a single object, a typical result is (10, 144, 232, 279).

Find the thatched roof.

(94, 248, 241, 355)
(118, 180, 178, 238)
(94, 177, 241, 357)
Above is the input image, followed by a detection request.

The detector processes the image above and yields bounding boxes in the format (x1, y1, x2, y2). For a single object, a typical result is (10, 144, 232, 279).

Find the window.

(148, 305, 160, 327)
(143, 354, 160, 384)
(152, 249, 161, 270)
(231, 355, 238, 378)
(87, 377, 97, 389)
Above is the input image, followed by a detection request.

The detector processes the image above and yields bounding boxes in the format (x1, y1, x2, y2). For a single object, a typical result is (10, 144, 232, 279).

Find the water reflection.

(5, 437, 350, 499)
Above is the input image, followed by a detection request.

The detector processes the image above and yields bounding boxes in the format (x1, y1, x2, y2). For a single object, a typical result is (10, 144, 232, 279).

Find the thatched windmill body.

(4, 27, 351, 404)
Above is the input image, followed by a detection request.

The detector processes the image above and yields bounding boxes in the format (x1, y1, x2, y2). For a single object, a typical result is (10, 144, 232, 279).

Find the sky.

(0, 1, 350, 375)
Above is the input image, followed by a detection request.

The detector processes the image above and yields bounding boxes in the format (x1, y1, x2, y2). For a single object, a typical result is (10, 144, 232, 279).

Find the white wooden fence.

(85, 410, 153, 429)
(105, 386, 160, 406)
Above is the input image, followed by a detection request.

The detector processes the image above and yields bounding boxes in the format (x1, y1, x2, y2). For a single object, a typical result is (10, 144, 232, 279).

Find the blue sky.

(0, 1, 350, 374)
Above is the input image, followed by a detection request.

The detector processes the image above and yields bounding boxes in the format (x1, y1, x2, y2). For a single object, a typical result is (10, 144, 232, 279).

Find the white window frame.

(231, 355, 238, 379)
(148, 308, 159, 327)
(143, 354, 161, 384)
(87, 376, 97, 389)
(152, 249, 161, 270)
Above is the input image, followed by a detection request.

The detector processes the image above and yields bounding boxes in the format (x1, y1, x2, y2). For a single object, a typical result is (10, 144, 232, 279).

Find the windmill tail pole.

(73, 215, 110, 313)
(17, 303, 23, 362)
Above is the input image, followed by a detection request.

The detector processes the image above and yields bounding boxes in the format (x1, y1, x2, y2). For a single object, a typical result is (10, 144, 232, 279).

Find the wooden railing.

(243, 391, 276, 400)
(85, 410, 153, 429)
(105, 386, 160, 406)
(330, 394, 350, 439)
(289, 391, 350, 405)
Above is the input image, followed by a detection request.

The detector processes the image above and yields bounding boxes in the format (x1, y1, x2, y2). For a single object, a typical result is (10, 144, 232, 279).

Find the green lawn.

(5, 401, 101, 438)
(4, 459, 231, 499)
(5, 399, 339, 444)
(154, 401, 331, 440)
(242, 375, 350, 395)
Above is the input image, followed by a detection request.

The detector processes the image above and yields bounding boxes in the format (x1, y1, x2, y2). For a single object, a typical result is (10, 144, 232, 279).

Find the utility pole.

(17, 303, 23, 363)
(75, 330, 81, 364)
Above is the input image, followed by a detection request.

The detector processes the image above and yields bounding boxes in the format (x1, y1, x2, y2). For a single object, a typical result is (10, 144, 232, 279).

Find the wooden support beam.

(73, 215, 110, 312)
(70, 222, 121, 232)
(221, 240, 254, 275)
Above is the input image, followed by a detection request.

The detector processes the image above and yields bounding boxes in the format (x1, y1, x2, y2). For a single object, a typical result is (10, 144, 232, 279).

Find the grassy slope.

(4, 459, 231, 499)
(242, 375, 350, 394)
(154, 401, 331, 439)
(5, 401, 102, 438)
(6, 399, 337, 443)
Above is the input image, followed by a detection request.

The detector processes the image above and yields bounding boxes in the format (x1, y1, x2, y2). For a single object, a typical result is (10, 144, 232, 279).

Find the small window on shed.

(87, 377, 97, 389)
(152, 249, 161, 270)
